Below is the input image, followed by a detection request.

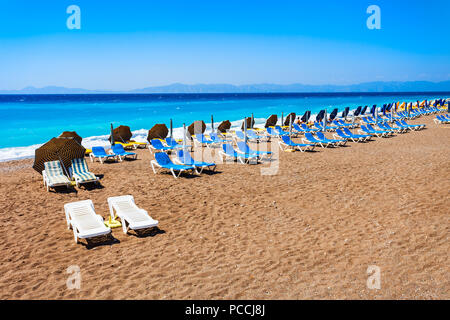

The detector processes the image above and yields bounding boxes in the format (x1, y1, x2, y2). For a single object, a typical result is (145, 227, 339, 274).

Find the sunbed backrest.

(155, 152, 171, 165)
(44, 161, 65, 177)
(112, 144, 125, 153)
(151, 139, 164, 148)
(71, 158, 89, 174)
(92, 146, 107, 155)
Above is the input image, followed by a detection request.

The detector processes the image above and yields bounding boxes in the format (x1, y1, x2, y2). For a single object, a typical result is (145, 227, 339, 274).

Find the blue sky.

(0, 0, 449, 90)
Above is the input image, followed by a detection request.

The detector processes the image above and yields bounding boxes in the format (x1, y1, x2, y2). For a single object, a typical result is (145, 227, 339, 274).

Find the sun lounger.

(400, 119, 425, 130)
(111, 144, 137, 161)
(279, 135, 315, 151)
(150, 152, 196, 178)
(434, 115, 450, 124)
(107, 195, 158, 234)
(89, 146, 116, 163)
(175, 149, 216, 174)
(342, 128, 371, 142)
(42, 160, 72, 192)
(220, 143, 259, 164)
(236, 141, 273, 160)
(316, 132, 346, 146)
(64, 200, 111, 243)
(70, 158, 99, 187)
(302, 132, 335, 148)
(149, 139, 175, 153)
(209, 132, 232, 144)
(300, 123, 319, 132)
(246, 130, 269, 142)
(367, 124, 394, 136)
(194, 134, 217, 148)
(359, 125, 389, 137)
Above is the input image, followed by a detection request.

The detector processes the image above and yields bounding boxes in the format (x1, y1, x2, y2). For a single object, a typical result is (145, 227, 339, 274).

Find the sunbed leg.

(122, 218, 128, 234)
(171, 168, 178, 179)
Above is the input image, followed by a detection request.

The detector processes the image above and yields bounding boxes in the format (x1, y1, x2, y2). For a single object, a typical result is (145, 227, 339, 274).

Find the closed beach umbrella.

(354, 106, 362, 117)
(352, 112, 355, 128)
(211, 115, 214, 132)
(329, 108, 338, 121)
(33, 137, 86, 174)
(217, 120, 231, 133)
(361, 106, 368, 116)
(188, 120, 206, 137)
(109, 125, 132, 143)
(281, 112, 284, 127)
(110, 124, 115, 146)
(323, 109, 327, 132)
(58, 131, 82, 144)
(147, 124, 169, 142)
(241, 117, 254, 131)
(265, 114, 278, 128)
(301, 111, 310, 123)
(284, 113, 296, 126)
(250, 113, 254, 129)
(342, 107, 350, 119)
(170, 119, 173, 138)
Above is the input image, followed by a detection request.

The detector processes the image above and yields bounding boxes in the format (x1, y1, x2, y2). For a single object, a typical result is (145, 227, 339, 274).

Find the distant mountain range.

(1, 81, 450, 94)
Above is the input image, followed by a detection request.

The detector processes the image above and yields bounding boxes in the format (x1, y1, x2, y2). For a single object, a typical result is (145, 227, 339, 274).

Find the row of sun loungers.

(89, 144, 137, 163)
(64, 195, 158, 244)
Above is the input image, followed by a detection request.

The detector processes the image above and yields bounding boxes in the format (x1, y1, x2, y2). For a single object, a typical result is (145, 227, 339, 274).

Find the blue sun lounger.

(165, 137, 189, 150)
(367, 124, 394, 136)
(360, 124, 389, 137)
(111, 144, 138, 161)
(341, 128, 371, 142)
(209, 132, 232, 144)
(400, 119, 425, 130)
(316, 132, 346, 146)
(89, 146, 117, 163)
(149, 139, 175, 153)
(300, 123, 319, 132)
(175, 149, 216, 174)
(279, 135, 315, 151)
(194, 134, 217, 148)
(236, 141, 273, 160)
(266, 127, 288, 137)
(150, 152, 196, 178)
(302, 132, 335, 148)
(220, 143, 259, 164)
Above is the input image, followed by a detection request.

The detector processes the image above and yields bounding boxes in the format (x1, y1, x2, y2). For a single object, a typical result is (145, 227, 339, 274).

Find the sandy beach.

(0, 114, 448, 300)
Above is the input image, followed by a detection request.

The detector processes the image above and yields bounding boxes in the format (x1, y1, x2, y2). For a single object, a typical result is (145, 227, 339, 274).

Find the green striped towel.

(44, 161, 71, 186)
(71, 158, 97, 182)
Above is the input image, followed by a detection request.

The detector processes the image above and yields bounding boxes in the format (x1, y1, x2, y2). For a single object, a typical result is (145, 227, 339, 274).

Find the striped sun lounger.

(71, 158, 99, 187)
(42, 160, 72, 192)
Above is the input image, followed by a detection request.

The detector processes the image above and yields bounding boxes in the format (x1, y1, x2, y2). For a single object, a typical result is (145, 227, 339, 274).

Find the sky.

(0, 0, 449, 90)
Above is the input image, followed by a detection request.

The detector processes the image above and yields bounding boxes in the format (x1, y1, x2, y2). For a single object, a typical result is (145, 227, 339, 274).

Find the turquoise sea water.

(0, 92, 448, 161)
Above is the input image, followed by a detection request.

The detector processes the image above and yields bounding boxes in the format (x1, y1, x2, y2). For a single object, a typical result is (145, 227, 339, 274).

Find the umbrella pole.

(289, 115, 293, 137)
(251, 113, 254, 129)
(281, 112, 284, 127)
(211, 115, 214, 133)
(110, 123, 115, 146)
(170, 119, 173, 139)
(244, 117, 248, 144)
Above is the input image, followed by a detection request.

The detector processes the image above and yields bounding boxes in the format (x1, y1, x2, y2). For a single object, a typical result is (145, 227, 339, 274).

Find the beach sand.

(0, 115, 448, 299)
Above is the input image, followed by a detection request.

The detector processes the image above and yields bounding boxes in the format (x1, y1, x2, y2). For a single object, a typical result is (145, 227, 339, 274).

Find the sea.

(0, 92, 448, 161)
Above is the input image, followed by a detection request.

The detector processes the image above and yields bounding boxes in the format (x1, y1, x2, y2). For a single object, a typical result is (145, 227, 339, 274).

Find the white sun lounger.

(107, 195, 159, 234)
(64, 200, 111, 243)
